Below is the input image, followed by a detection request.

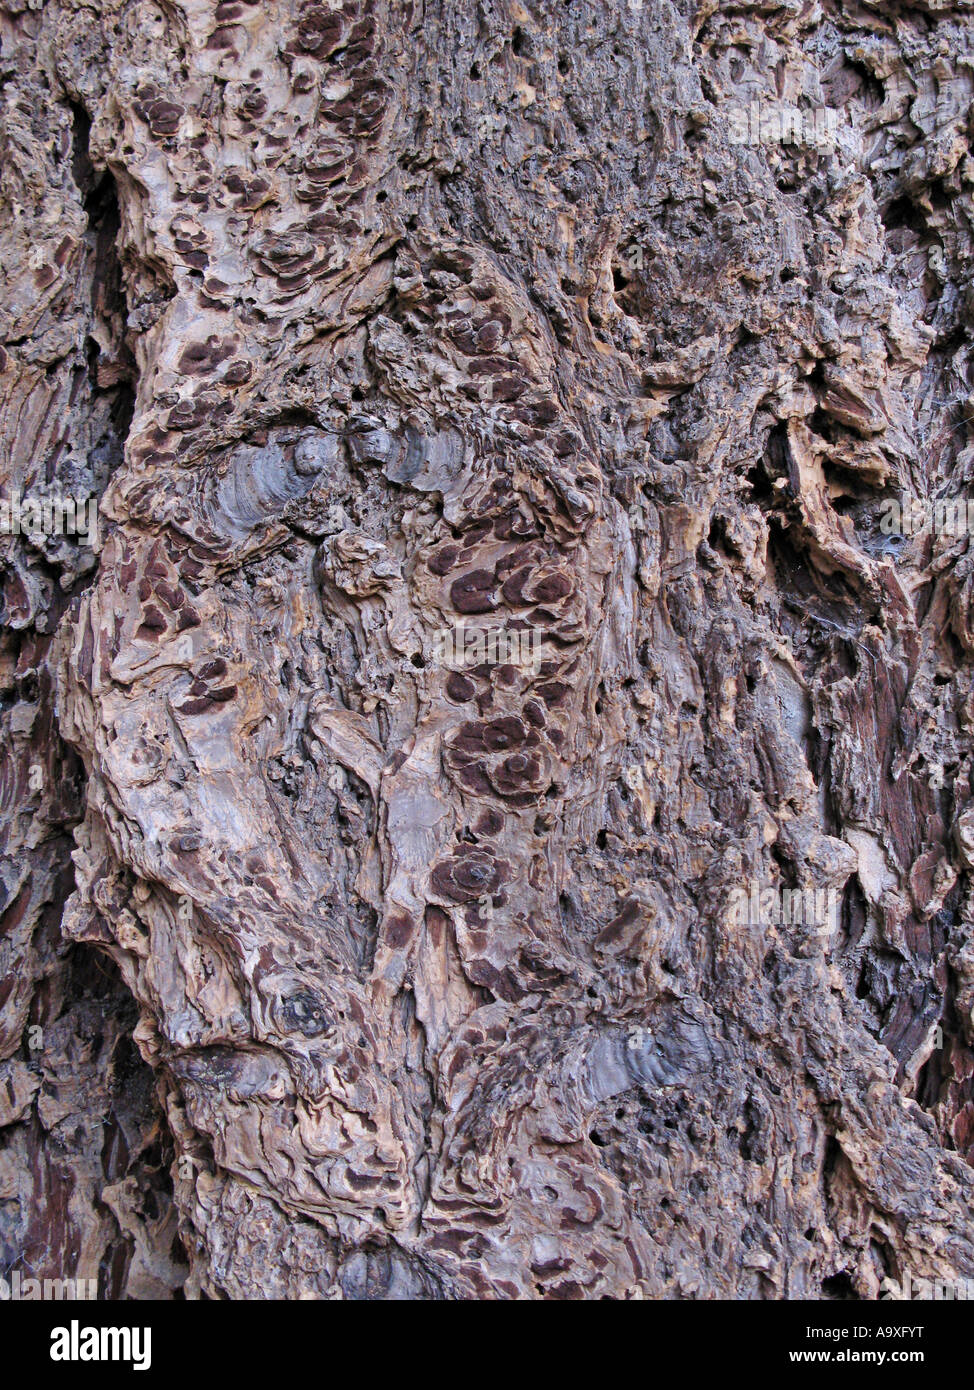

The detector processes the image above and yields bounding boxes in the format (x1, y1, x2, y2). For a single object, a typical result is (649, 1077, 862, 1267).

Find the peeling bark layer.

(3, 0, 974, 1299)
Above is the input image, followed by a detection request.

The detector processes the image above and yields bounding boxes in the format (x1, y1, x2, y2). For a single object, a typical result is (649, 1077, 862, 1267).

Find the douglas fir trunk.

(2, 0, 974, 1300)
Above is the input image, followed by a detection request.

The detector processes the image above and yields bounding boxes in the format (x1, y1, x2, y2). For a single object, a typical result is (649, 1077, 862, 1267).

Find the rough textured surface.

(2, 0, 974, 1299)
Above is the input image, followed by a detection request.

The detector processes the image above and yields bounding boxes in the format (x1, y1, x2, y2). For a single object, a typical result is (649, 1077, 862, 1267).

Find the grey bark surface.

(2, 0, 974, 1299)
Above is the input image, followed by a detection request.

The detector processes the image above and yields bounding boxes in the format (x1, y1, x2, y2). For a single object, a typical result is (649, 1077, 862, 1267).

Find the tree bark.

(2, 0, 974, 1299)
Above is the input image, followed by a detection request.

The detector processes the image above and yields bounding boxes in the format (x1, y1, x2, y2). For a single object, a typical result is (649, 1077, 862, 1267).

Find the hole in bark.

(745, 459, 774, 505)
(68, 100, 137, 483)
(882, 196, 928, 236)
(821, 1271, 857, 1300)
(841, 875, 867, 954)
